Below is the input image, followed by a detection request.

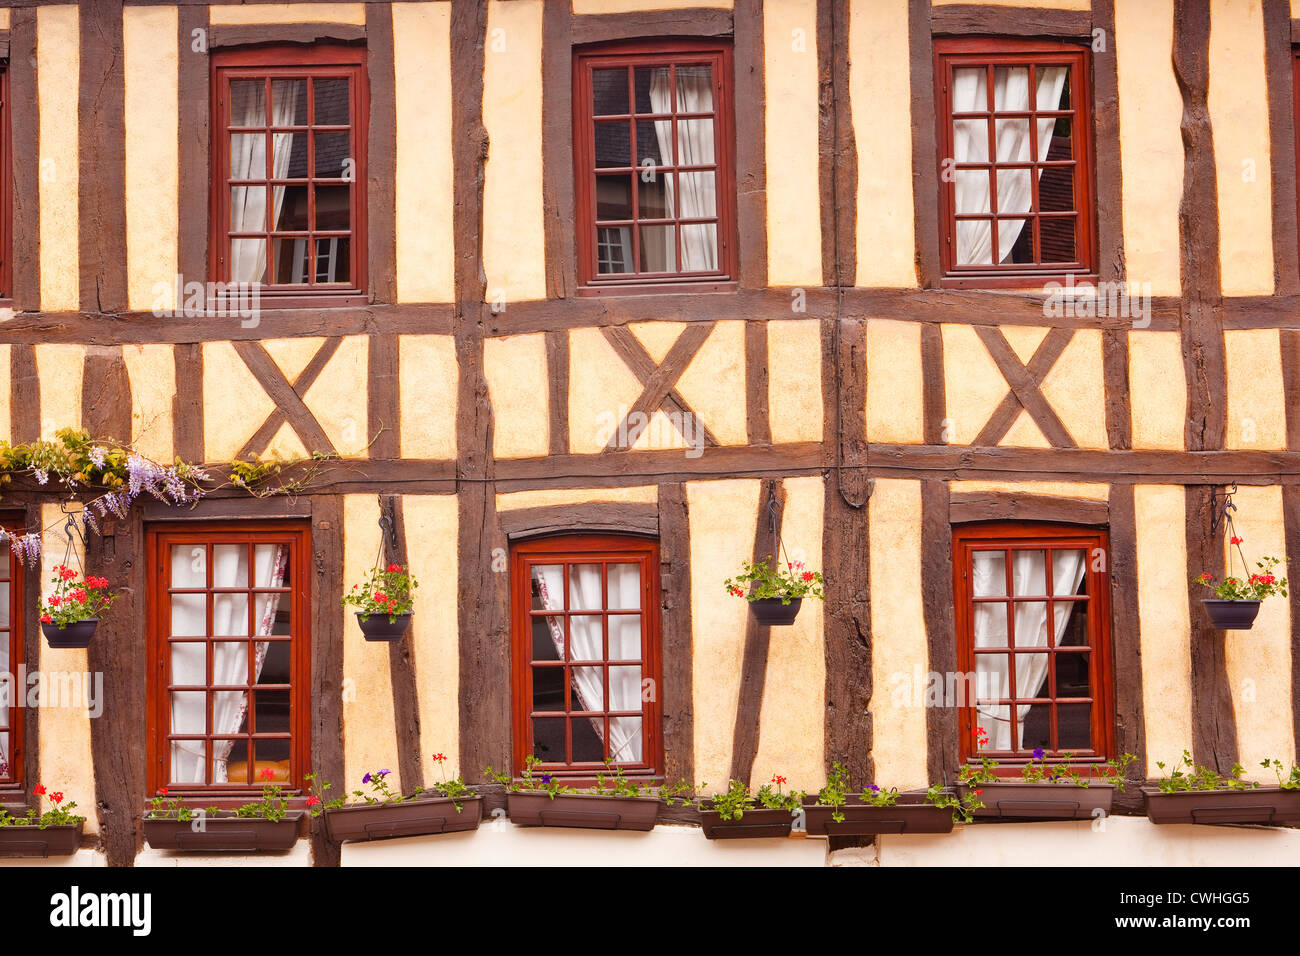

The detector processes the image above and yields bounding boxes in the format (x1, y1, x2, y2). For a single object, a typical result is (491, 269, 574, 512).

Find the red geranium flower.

(33, 784, 46, 796)
(801, 572, 814, 582)
(158, 787, 169, 796)
(305, 795, 321, 807)
(387, 564, 402, 573)
(432, 753, 446, 762)
(41, 613, 51, 624)
(259, 768, 275, 781)
(373, 592, 387, 604)
(1230, 536, 1243, 546)
(51, 792, 64, 804)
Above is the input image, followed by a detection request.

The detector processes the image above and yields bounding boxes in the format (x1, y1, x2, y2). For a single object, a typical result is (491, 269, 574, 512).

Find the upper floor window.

(147, 523, 311, 793)
(0, 516, 23, 789)
(511, 534, 662, 777)
(573, 40, 737, 291)
(211, 46, 367, 303)
(935, 38, 1095, 286)
(953, 523, 1114, 767)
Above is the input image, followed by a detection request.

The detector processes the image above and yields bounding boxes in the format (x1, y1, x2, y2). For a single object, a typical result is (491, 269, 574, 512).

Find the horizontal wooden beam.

(498, 502, 659, 539)
(949, 492, 1108, 525)
(930, 5, 1092, 37)
(570, 8, 733, 45)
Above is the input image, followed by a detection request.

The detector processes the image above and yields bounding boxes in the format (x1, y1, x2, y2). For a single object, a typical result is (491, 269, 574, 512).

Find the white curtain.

(649, 68, 717, 272)
(230, 84, 300, 283)
(974, 549, 1086, 751)
(533, 564, 643, 763)
(170, 544, 288, 784)
(952, 66, 1068, 266)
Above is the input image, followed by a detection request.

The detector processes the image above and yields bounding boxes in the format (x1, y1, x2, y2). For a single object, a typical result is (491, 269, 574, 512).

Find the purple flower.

(89, 446, 107, 469)
(541, 773, 553, 785)
(362, 772, 371, 784)
(377, 769, 390, 777)
(868, 784, 880, 792)
(1033, 747, 1045, 760)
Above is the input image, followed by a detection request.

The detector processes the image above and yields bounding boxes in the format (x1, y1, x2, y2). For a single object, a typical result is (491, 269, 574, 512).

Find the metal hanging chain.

(374, 495, 397, 569)
(765, 484, 794, 572)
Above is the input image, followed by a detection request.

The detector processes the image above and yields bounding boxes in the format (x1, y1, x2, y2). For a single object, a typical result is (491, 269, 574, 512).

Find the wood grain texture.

(10, 9, 40, 312)
(1092, 0, 1126, 286)
(238, 336, 343, 459)
(744, 320, 771, 445)
(9, 344, 40, 444)
(733, 0, 768, 289)
(818, 0, 856, 288)
(570, 7, 733, 45)
(1284, 329, 1300, 450)
(949, 492, 1108, 526)
(365, 4, 397, 305)
(972, 326, 1076, 448)
(231, 339, 337, 457)
(1186, 484, 1236, 772)
(658, 483, 694, 788)
(177, 4, 210, 289)
(923, 479, 959, 786)
(208, 23, 366, 49)
(79, 0, 128, 314)
(1107, 483, 1147, 811)
(546, 330, 570, 456)
(929, 5, 1091, 36)
(382, 495, 424, 798)
(81, 346, 132, 442)
(921, 322, 946, 445)
(309, 494, 345, 866)
(367, 333, 400, 459)
(600, 324, 721, 452)
(1102, 328, 1132, 450)
(497, 502, 659, 539)
(172, 343, 204, 462)
(1264, 0, 1299, 295)
(1283, 484, 1300, 766)
(541, 0, 576, 300)
(909, 0, 940, 288)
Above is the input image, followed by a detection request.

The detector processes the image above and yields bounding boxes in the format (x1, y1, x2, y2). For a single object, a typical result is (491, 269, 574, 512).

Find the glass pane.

(992, 66, 1030, 110)
(532, 666, 564, 712)
(1011, 602, 1048, 649)
(971, 551, 1006, 596)
(257, 641, 291, 686)
(677, 118, 715, 165)
(1004, 216, 1035, 264)
(171, 642, 206, 684)
(314, 185, 351, 231)
(954, 170, 989, 215)
(675, 65, 713, 111)
(273, 185, 310, 231)
(253, 688, 290, 735)
(170, 739, 206, 784)
(572, 667, 604, 710)
(272, 237, 312, 284)
(609, 665, 641, 710)
(251, 738, 291, 779)
(638, 173, 673, 219)
(572, 717, 606, 763)
(317, 238, 350, 283)
(973, 603, 1008, 648)
(1058, 703, 1091, 750)
(595, 175, 633, 220)
(313, 78, 349, 125)
(1045, 115, 1073, 159)
(1011, 550, 1046, 596)
(532, 565, 564, 611)
(636, 119, 670, 166)
(951, 67, 988, 113)
(1043, 67, 1071, 110)
(640, 225, 676, 272)
(607, 564, 640, 610)
(597, 227, 632, 274)
(230, 238, 267, 283)
(169, 691, 206, 733)
(314, 131, 350, 177)
(568, 565, 604, 611)
(221, 741, 250, 785)
(212, 594, 250, 637)
(953, 117, 989, 162)
(1039, 166, 1075, 213)
(594, 120, 631, 168)
(995, 168, 1031, 215)
(271, 79, 307, 125)
(955, 220, 992, 266)
(994, 117, 1029, 162)
(975, 701, 1011, 750)
(633, 65, 671, 114)
(0, 733, 8, 777)
(276, 130, 307, 179)
(680, 223, 717, 271)
(1056, 651, 1091, 696)
(592, 67, 629, 115)
(532, 716, 565, 762)
(229, 80, 266, 126)
(0, 582, 10, 630)
(1039, 217, 1077, 263)
(1058, 600, 1088, 648)
(976, 655, 1009, 703)
(230, 133, 266, 180)
(171, 591, 207, 637)
(610, 717, 642, 763)
(608, 615, 641, 660)
(678, 170, 717, 217)
(1020, 703, 1051, 751)
(532, 616, 562, 662)
(231, 186, 269, 231)
(212, 641, 249, 685)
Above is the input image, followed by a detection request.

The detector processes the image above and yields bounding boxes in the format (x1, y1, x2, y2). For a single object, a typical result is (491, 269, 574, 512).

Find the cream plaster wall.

(37, 5, 80, 312)
(674, 322, 748, 446)
(941, 324, 1007, 446)
(398, 335, 458, 459)
(1128, 331, 1187, 450)
(768, 320, 823, 443)
(207, 4, 367, 25)
(1039, 329, 1107, 449)
(484, 334, 550, 459)
(495, 486, 658, 511)
(865, 319, 924, 444)
(122, 345, 175, 462)
(1224, 329, 1286, 450)
(202, 342, 301, 462)
(35, 345, 84, 438)
(0, 345, 10, 444)
(302, 336, 369, 457)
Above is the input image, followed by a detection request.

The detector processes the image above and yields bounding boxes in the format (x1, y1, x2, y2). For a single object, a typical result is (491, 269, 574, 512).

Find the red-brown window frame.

(209, 44, 369, 308)
(145, 521, 312, 796)
(573, 39, 738, 294)
(934, 37, 1097, 288)
(0, 513, 24, 792)
(953, 522, 1115, 773)
(510, 533, 664, 779)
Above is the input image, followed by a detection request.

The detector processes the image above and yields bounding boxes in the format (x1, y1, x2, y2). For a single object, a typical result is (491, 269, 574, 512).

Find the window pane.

(973, 603, 1008, 648)
(314, 184, 351, 231)
(274, 185, 310, 231)
(231, 238, 267, 283)
(610, 716, 642, 762)
(994, 168, 1031, 215)
(533, 717, 565, 762)
(253, 688, 290, 734)
(313, 78, 349, 125)
(230, 80, 266, 126)
(1044, 67, 1071, 109)
(955, 221, 991, 266)
(212, 594, 250, 637)
(170, 739, 206, 784)
(636, 119, 669, 166)
(953, 117, 989, 162)
(595, 175, 634, 221)
(594, 120, 631, 168)
(1058, 703, 1091, 750)
(1039, 166, 1075, 213)
(532, 614, 562, 661)
(271, 78, 307, 125)
(229, 133, 266, 180)
(976, 654, 1009, 703)
(170, 691, 206, 733)
(639, 173, 673, 219)
(1010, 550, 1046, 596)
(572, 667, 603, 710)
(592, 67, 629, 115)
(640, 225, 676, 272)
(992, 66, 1030, 109)
(568, 565, 603, 610)
(607, 563, 641, 609)
(1056, 651, 1090, 696)
(532, 665, 564, 712)
(277, 130, 307, 178)
(231, 186, 268, 231)
(572, 718, 606, 763)
(1039, 217, 1077, 263)
(633, 65, 671, 114)
(954, 170, 988, 215)
(678, 171, 716, 217)
(569, 618, 603, 661)
(257, 641, 291, 684)
(608, 615, 641, 660)
(316, 237, 350, 283)
(1011, 602, 1048, 648)
(171, 642, 206, 684)
(972, 551, 1006, 596)
(1045, 115, 1073, 159)
(609, 665, 641, 710)
(314, 131, 350, 177)
(677, 118, 715, 165)
(1020, 704, 1051, 750)
(272, 237, 311, 284)
(675, 65, 713, 111)
(597, 227, 632, 273)
(251, 738, 291, 777)
(680, 223, 717, 271)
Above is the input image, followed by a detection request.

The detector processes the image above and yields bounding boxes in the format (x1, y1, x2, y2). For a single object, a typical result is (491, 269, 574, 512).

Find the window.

(0, 516, 23, 788)
(953, 523, 1114, 767)
(147, 523, 311, 793)
(511, 534, 662, 777)
(935, 38, 1095, 285)
(211, 45, 367, 303)
(573, 40, 737, 291)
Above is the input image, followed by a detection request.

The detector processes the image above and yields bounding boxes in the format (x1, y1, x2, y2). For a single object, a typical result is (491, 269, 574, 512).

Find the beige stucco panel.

(35, 345, 84, 438)
(871, 479, 929, 790)
(496, 486, 658, 511)
(404, 495, 462, 782)
(208, 3, 367, 25)
(124, 6, 179, 311)
(1000, 326, 1051, 366)
(568, 327, 649, 454)
(1040, 329, 1108, 449)
(1128, 331, 1186, 450)
(342, 495, 402, 793)
(768, 320, 823, 443)
(484, 333, 550, 459)
(202, 341, 277, 462)
(482, 0, 546, 302)
(689, 479, 759, 791)
(0, 345, 10, 444)
(865, 319, 924, 444)
(398, 335, 458, 460)
(941, 324, 1007, 445)
(265, 422, 310, 461)
(851, 0, 916, 287)
(263, 337, 326, 385)
(629, 322, 689, 365)
(1209, 0, 1274, 296)
(951, 480, 1110, 501)
(302, 335, 370, 457)
(933, 0, 1087, 5)
(753, 476, 825, 792)
(675, 321, 747, 446)
(1223, 486, 1295, 769)
(38, 502, 97, 834)
(573, 0, 733, 10)
(123, 345, 176, 462)
(394, 2, 455, 303)
(1115, 0, 1183, 295)
(1000, 409, 1051, 448)
(1224, 329, 1286, 450)
(0, 10, 9, 30)
(764, 0, 822, 286)
(1135, 485, 1194, 771)
(38, 5, 80, 312)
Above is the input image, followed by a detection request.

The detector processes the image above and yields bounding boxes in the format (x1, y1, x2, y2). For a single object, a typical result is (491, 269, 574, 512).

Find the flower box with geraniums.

(142, 770, 306, 851)
(309, 753, 482, 843)
(488, 758, 691, 832)
(1194, 536, 1288, 631)
(39, 565, 115, 649)
(0, 786, 85, 858)
(956, 727, 1137, 820)
(697, 777, 807, 839)
(802, 762, 980, 836)
(342, 563, 418, 641)
(1142, 752, 1300, 826)
(724, 556, 825, 626)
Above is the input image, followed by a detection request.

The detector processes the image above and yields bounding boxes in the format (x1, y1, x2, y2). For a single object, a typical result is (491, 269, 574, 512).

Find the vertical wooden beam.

(744, 320, 771, 445)
(817, 0, 856, 289)
(1107, 482, 1147, 809)
(1283, 329, 1300, 450)
(729, 477, 783, 784)
(921, 322, 945, 445)
(1103, 330, 1132, 450)
(658, 482, 694, 786)
(734, 0, 768, 289)
(367, 334, 400, 459)
(1283, 484, 1300, 766)
(922, 479, 958, 786)
(1092, 0, 1126, 285)
(908, 0, 940, 289)
(1263, 0, 1300, 296)
(172, 343, 204, 462)
(541, 0, 576, 300)
(381, 495, 423, 794)
(177, 4, 209, 289)
(366, 2, 398, 305)
(1186, 484, 1234, 770)
(451, 0, 507, 776)
(79, 0, 128, 314)
(9, 345, 40, 444)
(10, 8, 40, 312)
(81, 346, 132, 443)
(309, 494, 345, 866)
(546, 329, 569, 457)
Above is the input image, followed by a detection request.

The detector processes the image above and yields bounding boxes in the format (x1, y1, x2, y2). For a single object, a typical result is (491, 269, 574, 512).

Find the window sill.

(577, 280, 739, 297)
(939, 272, 1099, 291)
(206, 292, 368, 312)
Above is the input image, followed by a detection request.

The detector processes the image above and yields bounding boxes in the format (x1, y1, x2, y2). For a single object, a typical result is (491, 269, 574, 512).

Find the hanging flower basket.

(39, 565, 115, 649)
(1201, 599, 1261, 630)
(42, 617, 100, 649)
(342, 563, 418, 642)
(1193, 533, 1287, 633)
(724, 557, 824, 627)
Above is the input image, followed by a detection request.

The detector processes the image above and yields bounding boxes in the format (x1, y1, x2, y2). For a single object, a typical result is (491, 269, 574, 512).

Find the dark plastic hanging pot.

(357, 611, 412, 642)
(1202, 600, 1261, 630)
(42, 618, 99, 649)
(748, 598, 802, 626)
